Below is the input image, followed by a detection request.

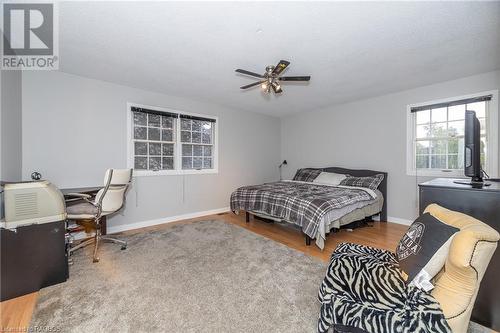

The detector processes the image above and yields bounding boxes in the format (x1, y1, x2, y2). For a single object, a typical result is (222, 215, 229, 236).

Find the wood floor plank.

(0, 212, 407, 330)
(0, 292, 38, 332)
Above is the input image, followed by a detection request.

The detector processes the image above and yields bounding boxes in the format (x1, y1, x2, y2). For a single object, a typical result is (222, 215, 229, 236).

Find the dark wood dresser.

(419, 178, 500, 331)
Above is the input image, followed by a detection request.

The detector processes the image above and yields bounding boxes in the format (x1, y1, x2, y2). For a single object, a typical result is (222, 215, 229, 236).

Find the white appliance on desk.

(1, 180, 66, 228)
(1, 180, 68, 301)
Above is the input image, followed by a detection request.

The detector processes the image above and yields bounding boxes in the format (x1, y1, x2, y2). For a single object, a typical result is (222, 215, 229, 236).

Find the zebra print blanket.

(230, 181, 375, 242)
(318, 243, 451, 333)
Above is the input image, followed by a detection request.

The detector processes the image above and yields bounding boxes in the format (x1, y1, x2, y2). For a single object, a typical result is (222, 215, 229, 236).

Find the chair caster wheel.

(121, 245, 127, 250)
(93, 257, 100, 263)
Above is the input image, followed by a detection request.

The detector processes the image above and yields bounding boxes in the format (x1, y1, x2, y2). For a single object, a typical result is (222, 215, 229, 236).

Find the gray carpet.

(31, 220, 492, 333)
(31, 220, 326, 332)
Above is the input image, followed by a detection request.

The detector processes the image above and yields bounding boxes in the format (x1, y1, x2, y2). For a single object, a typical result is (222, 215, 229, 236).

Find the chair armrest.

(64, 193, 94, 204)
(65, 194, 102, 218)
(65, 193, 92, 199)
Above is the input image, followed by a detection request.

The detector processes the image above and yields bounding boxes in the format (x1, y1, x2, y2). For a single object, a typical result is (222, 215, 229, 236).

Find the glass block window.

(133, 111, 176, 170)
(180, 118, 214, 170)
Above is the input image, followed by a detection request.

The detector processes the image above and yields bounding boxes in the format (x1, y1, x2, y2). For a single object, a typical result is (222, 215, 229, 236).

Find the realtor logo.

(2, 2, 58, 70)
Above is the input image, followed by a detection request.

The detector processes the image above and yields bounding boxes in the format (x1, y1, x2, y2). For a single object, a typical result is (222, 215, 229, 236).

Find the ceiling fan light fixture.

(261, 82, 268, 90)
(272, 81, 282, 93)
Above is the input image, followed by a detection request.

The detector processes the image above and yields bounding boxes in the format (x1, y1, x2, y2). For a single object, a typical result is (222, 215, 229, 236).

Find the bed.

(230, 167, 387, 249)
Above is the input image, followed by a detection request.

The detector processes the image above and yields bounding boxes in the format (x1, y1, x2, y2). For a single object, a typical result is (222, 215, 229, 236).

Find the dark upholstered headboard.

(320, 167, 387, 222)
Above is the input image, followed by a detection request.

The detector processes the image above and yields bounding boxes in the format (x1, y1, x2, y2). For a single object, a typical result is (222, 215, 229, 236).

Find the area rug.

(31, 220, 326, 332)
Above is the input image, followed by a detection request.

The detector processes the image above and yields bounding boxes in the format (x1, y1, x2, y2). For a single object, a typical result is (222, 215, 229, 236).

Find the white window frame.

(127, 102, 219, 176)
(406, 90, 499, 178)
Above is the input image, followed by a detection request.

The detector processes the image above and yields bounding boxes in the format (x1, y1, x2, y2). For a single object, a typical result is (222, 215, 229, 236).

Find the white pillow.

(312, 172, 347, 186)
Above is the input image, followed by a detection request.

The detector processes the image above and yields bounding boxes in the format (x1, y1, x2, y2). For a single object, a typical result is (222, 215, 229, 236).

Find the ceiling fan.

(235, 60, 311, 94)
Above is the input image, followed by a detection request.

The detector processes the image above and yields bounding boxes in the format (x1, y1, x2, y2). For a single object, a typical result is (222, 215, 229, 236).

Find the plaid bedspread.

(230, 181, 374, 239)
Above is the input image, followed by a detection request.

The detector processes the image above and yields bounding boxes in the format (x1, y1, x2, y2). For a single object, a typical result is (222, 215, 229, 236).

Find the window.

(128, 104, 218, 175)
(132, 111, 176, 171)
(180, 117, 214, 170)
(407, 91, 498, 177)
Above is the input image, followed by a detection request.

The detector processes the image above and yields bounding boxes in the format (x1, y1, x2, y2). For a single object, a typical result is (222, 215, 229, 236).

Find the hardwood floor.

(0, 292, 38, 332)
(223, 213, 407, 262)
(0, 212, 407, 331)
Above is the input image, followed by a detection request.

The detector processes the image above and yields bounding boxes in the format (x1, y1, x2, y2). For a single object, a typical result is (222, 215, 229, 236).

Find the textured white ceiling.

(58, 1, 500, 117)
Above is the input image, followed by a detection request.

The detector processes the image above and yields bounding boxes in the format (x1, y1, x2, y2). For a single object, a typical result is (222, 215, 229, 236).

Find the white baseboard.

(106, 207, 411, 235)
(107, 207, 231, 234)
(387, 216, 413, 226)
(373, 215, 413, 226)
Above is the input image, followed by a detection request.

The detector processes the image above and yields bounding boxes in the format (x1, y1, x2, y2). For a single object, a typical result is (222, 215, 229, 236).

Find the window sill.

(133, 169, 218, 177)
(407, 169, 465, 178)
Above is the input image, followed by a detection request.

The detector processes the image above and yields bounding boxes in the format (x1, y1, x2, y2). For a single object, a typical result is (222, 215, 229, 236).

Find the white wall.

(1, 70, 23, 181)
(22, 71, 281, 230)
(281, 70, 500, 223)
(21, 69, 500, 228)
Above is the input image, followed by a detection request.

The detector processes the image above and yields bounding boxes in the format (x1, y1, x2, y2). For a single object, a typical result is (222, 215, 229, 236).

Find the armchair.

(318, 204, 499, 333)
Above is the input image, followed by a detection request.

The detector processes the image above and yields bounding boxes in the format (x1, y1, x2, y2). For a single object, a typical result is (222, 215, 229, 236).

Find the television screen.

(464, 110, 482, 182)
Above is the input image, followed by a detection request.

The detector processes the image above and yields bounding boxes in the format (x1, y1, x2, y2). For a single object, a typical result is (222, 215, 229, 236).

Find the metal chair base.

(68, 232, 127, 263)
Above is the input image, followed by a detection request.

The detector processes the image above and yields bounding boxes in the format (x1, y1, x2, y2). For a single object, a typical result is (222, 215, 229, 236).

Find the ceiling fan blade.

(279, 76, 311, 81)
(235, 69, 264, 78)
(272, 60, 290, 75)
(240, 81, 264, 89)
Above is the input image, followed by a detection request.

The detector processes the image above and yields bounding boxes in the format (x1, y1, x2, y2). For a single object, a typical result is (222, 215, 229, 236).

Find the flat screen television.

(454, 110, 486, 186)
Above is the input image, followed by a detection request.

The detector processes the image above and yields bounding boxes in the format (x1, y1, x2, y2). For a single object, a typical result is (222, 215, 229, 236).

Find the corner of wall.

(1, 70, 23, 181)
